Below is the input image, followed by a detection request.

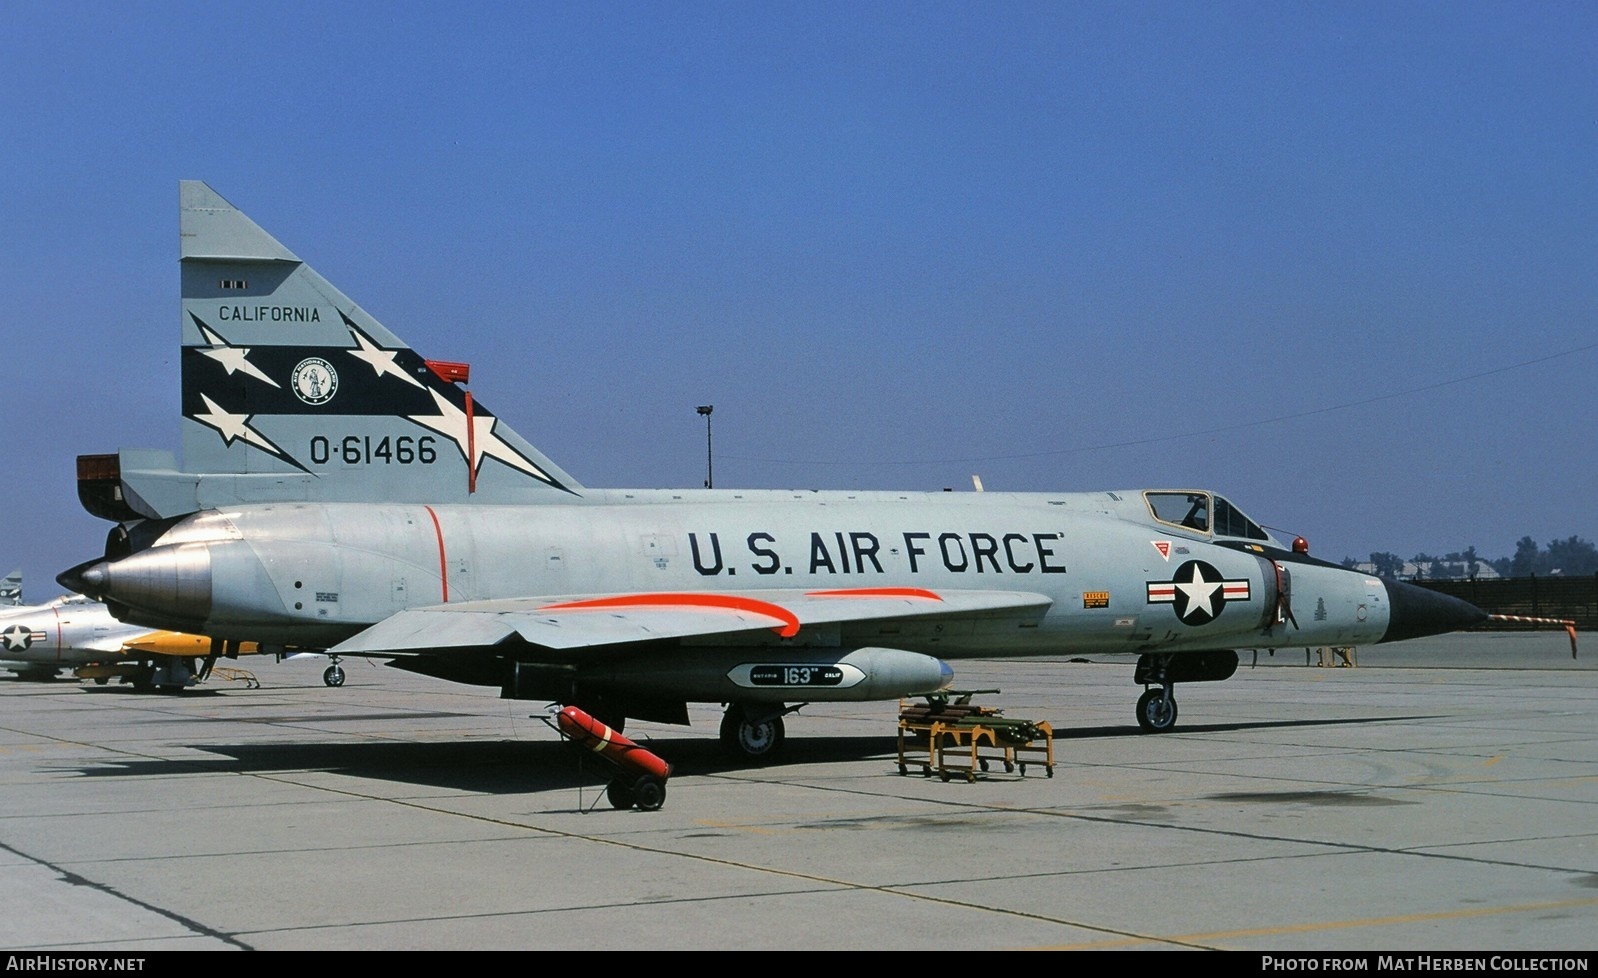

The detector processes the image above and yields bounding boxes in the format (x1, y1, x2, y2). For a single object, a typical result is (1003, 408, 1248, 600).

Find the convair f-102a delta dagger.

(58, 182, 1486, 761)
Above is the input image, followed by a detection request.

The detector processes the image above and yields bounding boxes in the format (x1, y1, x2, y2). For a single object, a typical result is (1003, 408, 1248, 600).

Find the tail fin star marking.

(190, 314, 280, 388)
(192, 394, 309, 472)
(340, 312, 424, 389)
(409, 388, 556, 486)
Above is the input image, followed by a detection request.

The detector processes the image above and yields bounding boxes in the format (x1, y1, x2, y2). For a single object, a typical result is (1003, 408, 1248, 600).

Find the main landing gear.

(323, 655, 345, 687)
(719, 702, 789, 762)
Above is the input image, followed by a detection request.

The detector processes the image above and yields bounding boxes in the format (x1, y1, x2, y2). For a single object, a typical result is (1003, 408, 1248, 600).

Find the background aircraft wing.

(329, 587, 1053, 656)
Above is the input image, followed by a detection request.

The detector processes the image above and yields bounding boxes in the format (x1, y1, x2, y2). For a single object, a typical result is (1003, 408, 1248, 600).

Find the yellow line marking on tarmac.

(1029, 894, 1598, 950)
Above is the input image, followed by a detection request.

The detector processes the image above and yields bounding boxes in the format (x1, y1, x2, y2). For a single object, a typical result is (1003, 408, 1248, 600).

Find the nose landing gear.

(1135, 686, 1178, 732)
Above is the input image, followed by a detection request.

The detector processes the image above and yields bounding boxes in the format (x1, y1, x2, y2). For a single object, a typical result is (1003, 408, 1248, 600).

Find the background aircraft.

(59, 183, 1485, 760)
(0, 572, 269, 688)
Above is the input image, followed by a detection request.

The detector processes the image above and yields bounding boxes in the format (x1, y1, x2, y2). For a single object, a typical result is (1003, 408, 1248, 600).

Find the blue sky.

(2, 1, 1594, 599)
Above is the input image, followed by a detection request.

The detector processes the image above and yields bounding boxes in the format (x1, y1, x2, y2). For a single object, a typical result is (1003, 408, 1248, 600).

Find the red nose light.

(1293, 536, 1309, 554)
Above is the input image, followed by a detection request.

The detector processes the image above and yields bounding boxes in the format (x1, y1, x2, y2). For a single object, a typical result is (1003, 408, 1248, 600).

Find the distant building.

(1349, 560, 1501, 581)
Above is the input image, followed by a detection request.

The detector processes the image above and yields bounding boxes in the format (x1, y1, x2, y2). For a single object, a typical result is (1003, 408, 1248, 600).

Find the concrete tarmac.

(0, 630, 1593, 952)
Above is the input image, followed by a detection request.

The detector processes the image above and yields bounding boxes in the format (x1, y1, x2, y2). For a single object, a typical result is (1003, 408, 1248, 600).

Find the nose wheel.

(1136, 687, 1178, 732)
(323, 657, 345, 688)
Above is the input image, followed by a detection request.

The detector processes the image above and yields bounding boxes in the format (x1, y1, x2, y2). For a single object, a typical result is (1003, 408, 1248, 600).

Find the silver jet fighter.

(59, 182, 1486, 760)
(0, 590, 138, 680)
(0, 585, 236, 687)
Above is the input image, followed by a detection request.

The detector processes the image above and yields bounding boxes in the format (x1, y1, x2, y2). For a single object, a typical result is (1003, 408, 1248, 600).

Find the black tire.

(324, 665, 345, 688)
(1136, 688, 1178, 733)
(719, 706, 785, 762)
(632, 776, 666, 812)
(606, 778, 636, 810)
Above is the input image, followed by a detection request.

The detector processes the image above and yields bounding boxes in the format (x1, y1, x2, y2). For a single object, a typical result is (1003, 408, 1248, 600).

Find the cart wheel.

(1046, 767, 1054, 778)
(940, 771, 951, 783)
(606, 778, 636, 810)
(1018, 763, 1027, 776)
(1005, 761, 1015, 773)
(966, 772, 976, 783)
(632, 775, 666, 812)
(898, 763, 907, 775)
(979, 758, 989, 772)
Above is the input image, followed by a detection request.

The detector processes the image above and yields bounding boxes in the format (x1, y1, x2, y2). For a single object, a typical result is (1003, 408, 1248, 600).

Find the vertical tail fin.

(173, 181, 581, 509)
(0, 569, 20, 605)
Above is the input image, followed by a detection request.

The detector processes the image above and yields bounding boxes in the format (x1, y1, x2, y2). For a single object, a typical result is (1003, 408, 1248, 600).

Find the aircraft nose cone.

(57, 560, 107, 597)
(58, 545, 214, 626)
(1381, 578, 1488, 643)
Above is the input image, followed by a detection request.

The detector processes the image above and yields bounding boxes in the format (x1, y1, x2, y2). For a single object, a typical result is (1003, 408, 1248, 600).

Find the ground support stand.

(896, 691, 1054, 782)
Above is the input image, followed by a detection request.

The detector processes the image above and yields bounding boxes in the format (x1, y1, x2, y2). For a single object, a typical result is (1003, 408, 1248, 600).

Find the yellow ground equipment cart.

(897, 689, 1054, 782)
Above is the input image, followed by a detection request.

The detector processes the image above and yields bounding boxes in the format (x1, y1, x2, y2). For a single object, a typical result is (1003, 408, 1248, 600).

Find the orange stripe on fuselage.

(424, 505, 448, 603)
(537, 593, 803, 638)
(804, 587, 943, 601)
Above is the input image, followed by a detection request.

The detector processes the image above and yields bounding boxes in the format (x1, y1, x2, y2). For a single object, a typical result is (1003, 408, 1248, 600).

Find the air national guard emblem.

(291, 357, 339, 405)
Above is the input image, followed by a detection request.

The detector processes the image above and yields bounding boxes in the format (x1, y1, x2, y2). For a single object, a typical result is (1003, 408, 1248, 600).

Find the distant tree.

(1438, 551, 1465, 579)
(1490, 556, 1513, 578)
(1544, 536, 1598, 576)
(1340, 557, 1358, 570)
(1411, 552, 1436, 579)
(1369, 551, 1405, 578)
(1510, 536, 1541, 577)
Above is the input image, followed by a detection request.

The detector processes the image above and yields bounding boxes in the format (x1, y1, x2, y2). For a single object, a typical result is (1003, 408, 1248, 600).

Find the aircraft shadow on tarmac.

(61, 734, 908, 794)
(59, 715, 1446, 795)
(1046, 715, 1450, 739)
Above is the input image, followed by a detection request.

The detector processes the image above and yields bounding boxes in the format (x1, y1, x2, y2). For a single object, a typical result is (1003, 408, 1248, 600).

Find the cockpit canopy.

(1143, 491, 1271, 542)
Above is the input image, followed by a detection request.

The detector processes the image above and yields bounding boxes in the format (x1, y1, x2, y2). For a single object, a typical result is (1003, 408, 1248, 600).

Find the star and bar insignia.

(1146, 560, 1251, 626)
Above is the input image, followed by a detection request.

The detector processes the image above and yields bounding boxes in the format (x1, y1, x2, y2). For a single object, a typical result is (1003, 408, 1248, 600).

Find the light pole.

(696, 405, 714, 488)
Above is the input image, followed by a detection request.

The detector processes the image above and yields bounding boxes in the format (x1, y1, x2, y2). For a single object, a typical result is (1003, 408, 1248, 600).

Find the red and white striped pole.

(1488, 614, 1578, 659)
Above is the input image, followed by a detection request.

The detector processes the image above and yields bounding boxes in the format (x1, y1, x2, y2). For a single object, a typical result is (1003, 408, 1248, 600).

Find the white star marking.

(193, 394, 289, 456)
(2, 625, 34, 651)
(196, 324, 280, 388)
(346, 327, 423, 388)
(1174, 563, 1223, 619)
(408, 389, 552, 483)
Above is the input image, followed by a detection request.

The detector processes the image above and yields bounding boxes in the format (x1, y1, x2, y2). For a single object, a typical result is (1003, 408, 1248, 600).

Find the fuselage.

(0, 595, 151, 670)
(74, 488, 1429, 660)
